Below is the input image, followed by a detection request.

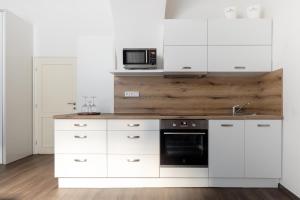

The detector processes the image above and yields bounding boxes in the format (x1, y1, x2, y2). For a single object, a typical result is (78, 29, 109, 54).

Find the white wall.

(166, 0, 300, 197)
(0, 0, 115, 113)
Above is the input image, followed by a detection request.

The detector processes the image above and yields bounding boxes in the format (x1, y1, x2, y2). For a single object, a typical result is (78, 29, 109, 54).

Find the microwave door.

(124, 50, 146, 65)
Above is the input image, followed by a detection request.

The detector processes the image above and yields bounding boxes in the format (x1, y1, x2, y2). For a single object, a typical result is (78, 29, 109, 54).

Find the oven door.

(123, 49, 148, 65)
(160, 130, 208, 167)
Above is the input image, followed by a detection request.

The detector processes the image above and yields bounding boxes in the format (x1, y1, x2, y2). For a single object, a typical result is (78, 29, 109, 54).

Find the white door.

(34, 57, 76, 154)
(164, 46, 207, 72)
(209, 120, 245, 178)
(245, 120, 282, 178)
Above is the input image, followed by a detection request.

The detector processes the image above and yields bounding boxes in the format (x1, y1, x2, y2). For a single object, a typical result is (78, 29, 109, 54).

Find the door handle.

(74, 135, 87, 139)
(182, 66, 192, 70)
(67, 102, 76, 105)
(127, 159, 140, 162)
(257, 124, 271, 127)
(127, 124, 140, 127)
(74, 159, 87, 162)
(221, 124, 234, 127)
(127, 136, 140, 139)
(74, 123, 87, 127)
(234, 66, 246, 70)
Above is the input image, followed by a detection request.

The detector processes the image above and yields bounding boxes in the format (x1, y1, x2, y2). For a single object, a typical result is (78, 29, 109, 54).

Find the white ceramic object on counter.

(247, 5, 262, 19)
(224, 7, 237, 19)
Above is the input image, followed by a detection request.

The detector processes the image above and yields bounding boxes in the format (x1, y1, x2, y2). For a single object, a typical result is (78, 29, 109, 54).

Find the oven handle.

(163, 132, 207, 135)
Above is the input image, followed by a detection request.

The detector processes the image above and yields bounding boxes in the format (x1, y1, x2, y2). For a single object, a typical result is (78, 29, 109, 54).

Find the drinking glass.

(81, 96, 88, 113)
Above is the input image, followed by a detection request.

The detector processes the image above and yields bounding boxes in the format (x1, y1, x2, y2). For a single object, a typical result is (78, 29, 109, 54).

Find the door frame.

(33, 57, 77, 154)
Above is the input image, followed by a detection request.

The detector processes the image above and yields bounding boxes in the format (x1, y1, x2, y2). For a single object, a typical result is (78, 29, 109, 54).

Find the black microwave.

(123, 48, 157, 66)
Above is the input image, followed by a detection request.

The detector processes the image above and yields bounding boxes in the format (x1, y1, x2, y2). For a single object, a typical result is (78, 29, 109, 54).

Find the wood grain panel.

(114, 69, 282, 115)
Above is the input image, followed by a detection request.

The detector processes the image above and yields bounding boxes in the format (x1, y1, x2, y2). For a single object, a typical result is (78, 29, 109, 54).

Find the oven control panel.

(161, 119, 208, 130)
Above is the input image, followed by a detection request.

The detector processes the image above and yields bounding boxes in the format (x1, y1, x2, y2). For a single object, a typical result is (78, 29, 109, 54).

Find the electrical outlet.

(124, 91, 140, 98)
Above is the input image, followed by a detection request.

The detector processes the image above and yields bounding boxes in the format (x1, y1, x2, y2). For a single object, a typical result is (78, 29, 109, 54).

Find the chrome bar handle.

(127, 136, 140, 139)
(257, 124, 271, 127)
(182, 66, 192, 70)
(74, 123, 87, 127)
(74, 159, 87, 162)
(127, 124, 140, 127)
(74, 135, 87, 139)
(234, 66, 246, 70)
(127, 159, 140, 162)
(221, 124, 234, 127)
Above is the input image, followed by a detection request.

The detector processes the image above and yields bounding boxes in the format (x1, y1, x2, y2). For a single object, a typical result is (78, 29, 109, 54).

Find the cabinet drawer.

(108, 131, 159, 155)
(107, 120, 159, 131)
(108, 155, 159, 177)
(55, 131, 106, 154)
(208, 46, 272, 72)
(164, 46, 207, 72)
(164, 19, 207, 45)
(55, 120, 106, 131)
(208, 19, 272, 45)
(55, 154, 107, 177)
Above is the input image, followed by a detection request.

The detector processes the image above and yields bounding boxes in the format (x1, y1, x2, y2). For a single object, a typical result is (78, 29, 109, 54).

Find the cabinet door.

(209, 120, 244, 178)
(208, 46, 272, 72)
(208, 19, 272, 45)
(164, 19, 207, 45)
(164, 46, 207, 72)
(55, 154, 107, 177)
(245, 120, 282, 178)
(108, 155, 159, 177)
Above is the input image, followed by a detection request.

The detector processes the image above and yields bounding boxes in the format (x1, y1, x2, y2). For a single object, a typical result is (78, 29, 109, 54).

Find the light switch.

(124, 91, 140, 98)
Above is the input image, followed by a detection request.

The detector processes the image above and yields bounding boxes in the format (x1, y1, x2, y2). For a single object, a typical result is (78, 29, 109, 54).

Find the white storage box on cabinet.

(164, 46, 207, 72)
(245, 120, 282, 178)
(55, 154, 107, 177)
(108, 155, 159, 177)
(108, 131, 159, 155)
(209, 120, 245, 178)
(208, 46, 272, 72)
(164, 19, 207, 45)
(208, 19, 272, 45)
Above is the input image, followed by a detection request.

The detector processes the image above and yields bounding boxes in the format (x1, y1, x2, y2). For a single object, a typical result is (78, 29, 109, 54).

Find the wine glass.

(91, 96, 97, 113)
(81, 96, 88, 113)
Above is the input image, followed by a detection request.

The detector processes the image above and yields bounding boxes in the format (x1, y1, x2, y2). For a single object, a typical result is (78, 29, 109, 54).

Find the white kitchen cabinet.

(208, 19, 272, 45)
(55, 131, 107, 154)
(208, 46, 272, 72)
(209, 120, 245, 178)
(164, 19, 207, 45)
(55, 154, 107, 177)
(164, 46, 207, 72)
(55, 119, 106, 131)
(108, 131, 159, 155)
(107, 120, 159, 131)
(245, 120, 282, 178)
(108, 155, 159, 177)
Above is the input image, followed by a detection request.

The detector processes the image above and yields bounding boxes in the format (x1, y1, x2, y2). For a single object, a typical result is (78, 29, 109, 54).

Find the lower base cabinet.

(55, 154, 107, 177)
(209, 120, 282, 179)
(245, 120, 282, 178)
(108, 155, 159, 177)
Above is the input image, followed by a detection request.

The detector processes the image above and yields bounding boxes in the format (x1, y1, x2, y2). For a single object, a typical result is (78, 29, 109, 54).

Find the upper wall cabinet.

(208, 19, 272, 45)
(164, 19, 207, 45)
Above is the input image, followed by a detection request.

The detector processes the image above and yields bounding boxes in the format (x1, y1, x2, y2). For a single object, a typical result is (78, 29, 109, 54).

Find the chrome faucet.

(232, 102, 250, 115)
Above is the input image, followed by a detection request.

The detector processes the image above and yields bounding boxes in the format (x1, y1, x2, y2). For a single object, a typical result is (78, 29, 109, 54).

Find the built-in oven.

(160, 119, 208, 167)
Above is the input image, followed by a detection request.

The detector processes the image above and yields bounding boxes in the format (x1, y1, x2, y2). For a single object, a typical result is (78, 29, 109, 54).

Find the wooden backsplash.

(114, 69, 282, 115)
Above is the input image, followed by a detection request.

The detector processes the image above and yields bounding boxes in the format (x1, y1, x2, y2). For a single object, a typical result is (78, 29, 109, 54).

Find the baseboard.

(278, 184, 300, 200)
